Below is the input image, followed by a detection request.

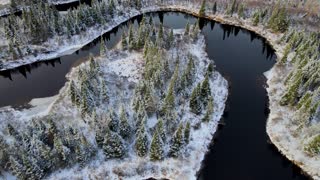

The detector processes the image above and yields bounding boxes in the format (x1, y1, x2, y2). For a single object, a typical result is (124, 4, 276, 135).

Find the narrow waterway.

(0, 12, 308, 179)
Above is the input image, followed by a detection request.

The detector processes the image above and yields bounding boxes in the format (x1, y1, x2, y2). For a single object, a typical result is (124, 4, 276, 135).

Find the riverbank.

(0, 3, 284, 71)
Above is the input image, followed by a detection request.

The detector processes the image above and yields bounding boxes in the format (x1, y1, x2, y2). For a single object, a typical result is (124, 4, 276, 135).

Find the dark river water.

(0, 12, 309, 180)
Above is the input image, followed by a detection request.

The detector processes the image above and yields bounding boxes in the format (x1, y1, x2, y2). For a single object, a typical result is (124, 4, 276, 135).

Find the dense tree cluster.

(277, 28, 320, 155)
(0, 0, 294, 64)
(0, 116, 95, 179)
(67, 21, 216, 166)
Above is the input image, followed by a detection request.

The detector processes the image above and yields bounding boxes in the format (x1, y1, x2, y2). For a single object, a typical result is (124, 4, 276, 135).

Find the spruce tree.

(69, 80, 77, 104)
(144, 85, 156, 113)
(156, 118, 166, 142)
(135, 125, 149, 157)
(238, 3, 245, 18)
(9, 156, 26, 179)
(122, 34, 128, 50)
(200, 75, 211, 106)
(212, 2, 217, 14)
(185, 22, 190, 36)
(184, 121, 191, 144)
(119, 106, 131, 138)
(149, 130, 164, 161)
(80, 96, 89, 118)
(109, 0, 115, 16)
(128, 25, 135, 50)
(168, 29, 174, 47)
(280, 43, 291, 65)
(199, 0, 206, 17)
(107, 110, 119, 132)
(143, 39, 149, 57)
(103, 129, 125, 159)
(100, 36, 107, 56)
(157, 23, 164, 46)
(54, 136, 68, 162)
(268, 4, 288, 33)
(189, 83, 202, 115)
(202, 96, 214, 122)
(169, 123, 184, 157)
(206, 62, 214, 77)
(100, 80, 109, 102)
(95, 130, 104, 147)
(227, 0, 237, 16)
(252, 11, 260, 26)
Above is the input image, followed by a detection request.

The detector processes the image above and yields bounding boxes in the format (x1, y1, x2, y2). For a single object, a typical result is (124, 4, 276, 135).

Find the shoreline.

(0, 5, 283, 72)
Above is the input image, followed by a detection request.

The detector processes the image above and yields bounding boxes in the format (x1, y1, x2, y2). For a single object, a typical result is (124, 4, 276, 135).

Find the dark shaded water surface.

(0, 12, 308, 180)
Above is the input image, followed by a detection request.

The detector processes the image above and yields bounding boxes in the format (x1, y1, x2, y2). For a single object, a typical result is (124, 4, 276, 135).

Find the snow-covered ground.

(0, 0, 9, 5)
(0, 31, 228, 179)
(48, 0, 79, 5)
(265, 64, 320, 180)
(0, 3, 282, 71)
(259, 26, 320, 179)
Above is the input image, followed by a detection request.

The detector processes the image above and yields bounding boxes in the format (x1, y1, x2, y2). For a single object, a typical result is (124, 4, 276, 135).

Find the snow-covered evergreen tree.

(149, 130, 164, 161)
(169, 123, 184, 157)
(184, 121, 191, 144)
(135, 125, 149, 157)
(103, 129, 125, 159)
(119, 106, 131, 138)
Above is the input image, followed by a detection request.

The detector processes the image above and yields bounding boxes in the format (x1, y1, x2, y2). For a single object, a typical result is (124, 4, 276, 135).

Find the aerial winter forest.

(0, 0, 320, 179)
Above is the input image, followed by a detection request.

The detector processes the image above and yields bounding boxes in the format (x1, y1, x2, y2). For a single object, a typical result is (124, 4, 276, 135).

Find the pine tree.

(54, 136, 68, 162)
(268, 4, 289, 33)
(252, 11, 260, 26)
(212, 2, 217, 14)
(80, 94, 89, 117)
(238, 3, 245, 18)
(168, 29, 174, 47)
(9, 42, 18, 59)
(89, 56, 98, 74)
(156, 118, 166, 142)
(202, 96, 214, 122)
(206, 62, 214, 77)
(200, 75, 211, 106)
(199, 0, 206, 17)
(227, 0, 237, 16)
(169, 123, 184, 157)
(95, 130, 104, 147)
(280, 43, 291, 64)
(143, 39, 149, 57)
(100, 36, 107, 56)
(135, 124, 149, 157)
(9, 156, 26, 179)
(144, 85, 156, 113)
(157, 23, 164, 46)
(122, 34, 128, 50)
(103, 129, 125, 159)
(162, 81, 175, 113)
(10, 0, 17, 9)
(128, 25, 135, 50)
(69, 80, 77, 104)
(184, 121, 191, 144)
(119, 106, 131, 138)
(107, 110, 119, 132)
(185, 22, 190, 36)
(190, 83, 202, 115)
(149, 131, 164, 161)
(109, 0, 115, 16)
(100, 80, 109, 102)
